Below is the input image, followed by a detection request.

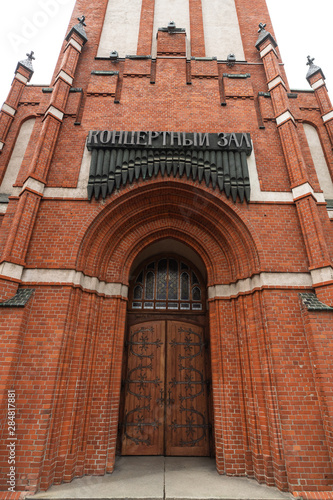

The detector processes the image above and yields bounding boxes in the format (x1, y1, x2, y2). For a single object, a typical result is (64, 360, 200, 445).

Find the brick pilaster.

(137, 0, 155, 55)
(0, 21, 88, 301)
(256, 26, 333, 300)
(306, 57, 333, 147)
(189, 0, 205, 57)
(0, 54, 34, 155)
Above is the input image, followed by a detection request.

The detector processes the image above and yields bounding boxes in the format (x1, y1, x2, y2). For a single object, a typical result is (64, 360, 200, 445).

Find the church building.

(1, 0, 333, 498)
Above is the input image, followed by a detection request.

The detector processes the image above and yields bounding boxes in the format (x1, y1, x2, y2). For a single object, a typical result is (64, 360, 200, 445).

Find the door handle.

(166, 388, 175, 407)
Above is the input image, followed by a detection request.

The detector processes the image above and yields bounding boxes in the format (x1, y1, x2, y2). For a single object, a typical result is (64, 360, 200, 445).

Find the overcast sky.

(1, 0, 332, 106)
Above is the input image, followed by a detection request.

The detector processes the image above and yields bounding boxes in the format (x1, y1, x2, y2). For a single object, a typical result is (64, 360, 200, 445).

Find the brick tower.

(1, 0, 333, 498)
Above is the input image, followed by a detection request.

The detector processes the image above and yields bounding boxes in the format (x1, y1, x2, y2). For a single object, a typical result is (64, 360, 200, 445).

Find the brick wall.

(0, 0, 333, 496)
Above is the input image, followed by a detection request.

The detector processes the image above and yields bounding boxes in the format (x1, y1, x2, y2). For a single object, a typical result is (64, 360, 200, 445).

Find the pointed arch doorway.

(119, 253, 212, 457)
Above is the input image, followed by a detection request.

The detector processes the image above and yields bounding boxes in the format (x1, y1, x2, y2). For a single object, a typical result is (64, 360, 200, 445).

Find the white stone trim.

(292, 182, 325, 203)
(0, 204, 8, 213)
(21, 268, 129, 298)
(260, 43, 277, 59)
(22, 177, 45, 196)
(276, 110, 295, 126)
(268, 76, 286, 91)
(56, 70, 73, 85)
(248, 145, 293, 202)
(0, 141, 4, 150)
(311, 266, 333, 286)
(322, 110, 333, 123)
(314, 192, 325, 203)
(41, 144, 91, 198)
(9, 142, 326, 206)
(328, 209, 333, 219)
(45, 105, 64, 121)
(98, 0, 142, 58)
(208, 272, 312, 299)
(311, 78, 325, 91)
(201, 0, 245, 61)
(67, 38, 82, 52)
(292, 182, 314, 200)
(15, 72, 29, 84)
(2, 103, 16, 116)
(0, 262, 24, 281)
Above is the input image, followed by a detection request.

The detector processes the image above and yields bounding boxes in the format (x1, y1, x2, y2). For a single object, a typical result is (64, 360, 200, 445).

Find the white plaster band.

(311, 78, 325, 91)
(21, 268, 129, 298)
(0, 141, 4, 150)
(45, 105, 64, 121)
(292, 183, 325, 203)
(2, 103, 16, 116)
(22, 177, 45, 196)
(322, 110, 333, 123)
(15, 72, 29, 84)
(311, 266, 333, 286)
(208, 272, 312, 299)
(260, 43, 277, 59)
(276, 110, 295, 126)
(268, 76, 286, 91)
(0, 262, 24, 281)
(68, 38, 82, 52)
(57, 70, 73, 85)
(292, 182, 314, 200)
(0, 204, 8, 214)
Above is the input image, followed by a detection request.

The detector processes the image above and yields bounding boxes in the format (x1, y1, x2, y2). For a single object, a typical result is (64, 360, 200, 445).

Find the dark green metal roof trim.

(300, 293, 333, 312)
(0, 289, 34, 308)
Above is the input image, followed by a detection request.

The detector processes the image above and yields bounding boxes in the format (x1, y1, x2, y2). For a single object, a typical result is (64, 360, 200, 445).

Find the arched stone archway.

(76, 181, 262, 284)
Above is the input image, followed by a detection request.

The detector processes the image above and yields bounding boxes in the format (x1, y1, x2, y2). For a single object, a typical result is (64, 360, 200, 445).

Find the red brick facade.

(0, 0, 333, 498)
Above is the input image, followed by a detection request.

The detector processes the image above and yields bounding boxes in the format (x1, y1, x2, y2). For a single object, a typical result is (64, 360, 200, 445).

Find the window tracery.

(130, 257, 204, 311)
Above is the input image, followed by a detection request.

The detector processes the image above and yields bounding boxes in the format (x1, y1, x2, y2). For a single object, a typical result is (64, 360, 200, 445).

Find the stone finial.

(255, 22, 277, 51)
(168, 21, 176, 33)
(78, 15, 86, 26)
(26, 51, 36, 61)
(110, 50, 119, 61)
(66, 14, 88, 45)
(306, 55, 325, 83)
(16, 51, 35, 80)
(227, 54, 236, 68)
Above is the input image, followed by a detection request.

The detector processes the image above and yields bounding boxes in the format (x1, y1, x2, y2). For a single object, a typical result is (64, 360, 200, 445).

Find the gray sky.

(1, 0, 332, 106)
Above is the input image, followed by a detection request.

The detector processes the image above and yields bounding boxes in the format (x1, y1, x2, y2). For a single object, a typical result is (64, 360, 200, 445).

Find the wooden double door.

(121, 320, 210, 456)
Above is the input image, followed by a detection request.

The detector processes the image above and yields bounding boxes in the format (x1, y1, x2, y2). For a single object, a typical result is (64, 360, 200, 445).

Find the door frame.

(118, 314, 213, 457)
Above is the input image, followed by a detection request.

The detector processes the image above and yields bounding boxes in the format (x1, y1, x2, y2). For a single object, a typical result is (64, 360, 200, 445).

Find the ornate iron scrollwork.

(122, 405, 160, 446)
(170, 406, 210, 447)
(169, 327, 209, 447)
(126, 327, 163, 359)
(123, 326, 162, 446)
(170, 328, 206, 359)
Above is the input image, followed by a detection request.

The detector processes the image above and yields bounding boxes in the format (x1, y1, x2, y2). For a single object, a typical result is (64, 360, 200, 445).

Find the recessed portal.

(119, 255, 212, 457)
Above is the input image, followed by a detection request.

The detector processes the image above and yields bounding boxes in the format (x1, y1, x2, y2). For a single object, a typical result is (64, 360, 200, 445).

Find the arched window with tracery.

(130, 257, 204, 311)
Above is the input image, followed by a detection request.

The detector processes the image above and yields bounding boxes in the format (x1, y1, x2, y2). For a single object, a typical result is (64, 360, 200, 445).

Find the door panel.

(165, 321, 210, 456)
(121, 320, 209, 456)
(121, 321, 165, 455)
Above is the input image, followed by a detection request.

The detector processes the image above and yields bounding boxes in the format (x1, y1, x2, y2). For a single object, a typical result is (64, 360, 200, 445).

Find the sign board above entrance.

(87, 131, 252, 154)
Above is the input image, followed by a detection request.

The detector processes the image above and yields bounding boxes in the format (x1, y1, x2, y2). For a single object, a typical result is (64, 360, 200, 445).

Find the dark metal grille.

(130, 257, 204, 311)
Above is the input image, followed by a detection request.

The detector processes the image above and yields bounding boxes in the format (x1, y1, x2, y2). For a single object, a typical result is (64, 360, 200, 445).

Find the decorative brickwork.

(0, 0, 333, 497)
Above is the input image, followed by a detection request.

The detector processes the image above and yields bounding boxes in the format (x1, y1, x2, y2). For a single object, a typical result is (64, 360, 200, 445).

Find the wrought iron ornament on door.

(121, 321, 210, 456)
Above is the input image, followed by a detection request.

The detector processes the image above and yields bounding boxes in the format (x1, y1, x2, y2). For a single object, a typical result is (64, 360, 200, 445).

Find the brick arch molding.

(76, 180, 262, 284)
